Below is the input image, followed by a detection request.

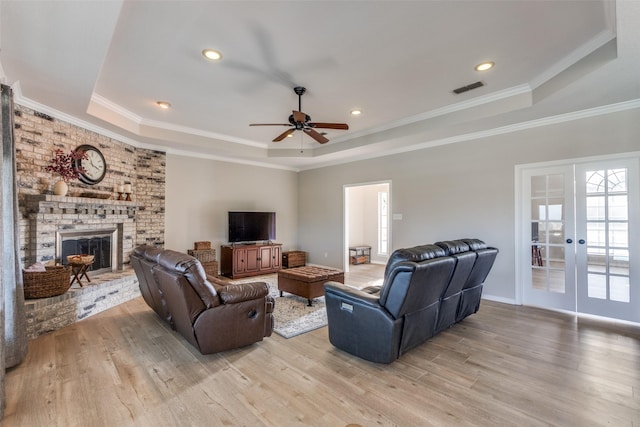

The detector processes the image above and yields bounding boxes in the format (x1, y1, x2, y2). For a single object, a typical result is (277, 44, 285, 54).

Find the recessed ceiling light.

(475, 61, 494, 71)
(156, 101, 171, 109)
(350, 109, 362, 116)
(287, 133, 294, 138)
(202, 49, 222, 61)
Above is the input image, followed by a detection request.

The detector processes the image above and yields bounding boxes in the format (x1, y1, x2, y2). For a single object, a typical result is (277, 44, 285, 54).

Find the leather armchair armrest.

(324, 281, 381, 307)
(218, 281, 269, 304)
(206, 274, 227, 286)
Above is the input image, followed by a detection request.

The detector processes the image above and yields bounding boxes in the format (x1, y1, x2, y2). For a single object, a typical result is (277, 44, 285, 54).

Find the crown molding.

(12, 82, 160, 152)
(9, 80, 640, 173)
(300, 98, 640, 171)
(164, 146, 299, 172)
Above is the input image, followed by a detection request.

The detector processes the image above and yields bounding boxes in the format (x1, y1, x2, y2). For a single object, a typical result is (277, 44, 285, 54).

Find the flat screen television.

(228, 211, 276, 243)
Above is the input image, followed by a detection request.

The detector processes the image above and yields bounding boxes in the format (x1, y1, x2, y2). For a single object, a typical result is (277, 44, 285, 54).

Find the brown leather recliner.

(130, 245, 274, 354)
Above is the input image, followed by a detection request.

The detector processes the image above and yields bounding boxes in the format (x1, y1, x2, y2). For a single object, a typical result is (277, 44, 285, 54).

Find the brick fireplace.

(24, 194, 139, 268)
(13, 103, 166, 338)
(22, 194, 144, 338)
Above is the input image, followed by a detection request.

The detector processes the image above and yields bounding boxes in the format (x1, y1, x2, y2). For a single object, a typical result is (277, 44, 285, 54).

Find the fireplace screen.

(57, 229, 118, 274)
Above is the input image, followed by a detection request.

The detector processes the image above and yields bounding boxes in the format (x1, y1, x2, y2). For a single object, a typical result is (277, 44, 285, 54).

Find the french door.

(520, 156, 640, 323)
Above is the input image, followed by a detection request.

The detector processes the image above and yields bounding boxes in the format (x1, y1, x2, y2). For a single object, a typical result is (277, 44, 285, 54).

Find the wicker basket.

(187, 249, 216, 263)
(23, 265, 71, 299)
(201, 260, 219, 277)
(194, 241, 211, 250)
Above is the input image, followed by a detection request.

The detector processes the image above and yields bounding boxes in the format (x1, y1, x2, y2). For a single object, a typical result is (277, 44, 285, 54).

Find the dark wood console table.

(220, 243, 282, 279)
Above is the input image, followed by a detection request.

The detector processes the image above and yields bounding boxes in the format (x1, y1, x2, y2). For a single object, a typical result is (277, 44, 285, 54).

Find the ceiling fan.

(250, 86, 349, 144)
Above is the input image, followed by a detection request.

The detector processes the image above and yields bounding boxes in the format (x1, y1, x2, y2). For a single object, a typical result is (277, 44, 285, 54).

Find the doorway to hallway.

(343, 181, 391, 273)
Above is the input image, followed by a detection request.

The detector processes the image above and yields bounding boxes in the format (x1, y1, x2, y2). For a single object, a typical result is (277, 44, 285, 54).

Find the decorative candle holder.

(125, 192, 132, 201)
(116, 184, 125, 200)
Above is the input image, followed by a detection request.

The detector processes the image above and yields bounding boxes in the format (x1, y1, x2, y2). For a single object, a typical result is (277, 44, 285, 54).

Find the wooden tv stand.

(220, 243, 282, 279)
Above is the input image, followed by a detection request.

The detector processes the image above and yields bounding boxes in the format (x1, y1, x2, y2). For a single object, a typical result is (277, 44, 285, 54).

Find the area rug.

(228, 274, 328, 339)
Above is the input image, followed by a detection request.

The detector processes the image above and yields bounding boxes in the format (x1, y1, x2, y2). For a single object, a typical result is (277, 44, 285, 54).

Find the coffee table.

(277, 266, 344, 306)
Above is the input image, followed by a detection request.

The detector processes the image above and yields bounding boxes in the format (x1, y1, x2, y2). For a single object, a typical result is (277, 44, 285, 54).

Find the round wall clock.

(74, 144, 107, 185)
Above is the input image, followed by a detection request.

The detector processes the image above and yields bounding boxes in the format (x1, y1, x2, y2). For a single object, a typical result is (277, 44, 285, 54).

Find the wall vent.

(453, 81, 484, 94)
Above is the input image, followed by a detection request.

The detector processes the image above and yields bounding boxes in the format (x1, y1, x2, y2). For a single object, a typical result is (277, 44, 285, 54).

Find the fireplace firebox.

(57, 229, 119, 275)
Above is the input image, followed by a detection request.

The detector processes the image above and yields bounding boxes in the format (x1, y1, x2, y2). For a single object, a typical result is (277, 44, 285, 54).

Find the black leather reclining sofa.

(324, 239, 498, 363)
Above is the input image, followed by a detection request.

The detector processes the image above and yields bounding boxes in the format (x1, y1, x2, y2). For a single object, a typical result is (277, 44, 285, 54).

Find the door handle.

(578, 239, 586, 245)
(566, 239, 573, 244)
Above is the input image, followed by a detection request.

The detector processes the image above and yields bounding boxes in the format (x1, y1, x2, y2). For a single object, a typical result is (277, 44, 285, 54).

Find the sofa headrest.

(460, 238, 487, 251)
(434, 240, 470, 255)
(133, 245, 164, 263)
(384, 244, 446, 280)
(156, 250, 219, 308)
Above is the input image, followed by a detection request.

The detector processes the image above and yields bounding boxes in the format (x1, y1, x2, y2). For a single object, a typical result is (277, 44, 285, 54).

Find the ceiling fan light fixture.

(475, 61, 494, 71)
(202, 49, 223, 61)
(350, 109, 362, 116)
(156, 101, 171, 109)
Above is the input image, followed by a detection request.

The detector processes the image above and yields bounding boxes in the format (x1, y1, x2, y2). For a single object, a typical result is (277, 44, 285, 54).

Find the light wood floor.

(3, 264, 640, 426)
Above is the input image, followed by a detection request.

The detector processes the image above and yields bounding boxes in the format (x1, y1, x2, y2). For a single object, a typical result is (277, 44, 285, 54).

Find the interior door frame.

(515, 151, 640, 310)
(343, 180, 392, 273)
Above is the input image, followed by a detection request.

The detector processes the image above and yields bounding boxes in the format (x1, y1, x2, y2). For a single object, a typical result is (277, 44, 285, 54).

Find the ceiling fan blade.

(304, 128, 329, 144)
(308, 122, 349, 130)
(292, 110, 306, 123)
(249, 123, 291, 126)
(273, 128, 296, 142)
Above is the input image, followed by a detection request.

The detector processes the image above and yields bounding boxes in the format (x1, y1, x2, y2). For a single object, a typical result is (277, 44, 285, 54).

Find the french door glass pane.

(587, 222, 605, 245)
(608, 195, 628, 220)
(609, 222, 628, 247)
(588, 273, 607, 299)
(548, 269, 565, 293)
(532, 268, 546, 290)
(531, 175, 547, 196)
(610, 275, 630, 302)
(547, 174, 564, 197)
(587, 249, 607, 273)
(609, 248, 629, 276)
(586, 170, 605, 193)
(547, 222, 564, 244)
(548, 245, 565, 268)
(608, 169, 627, 192)
(586, 196, 605, 220)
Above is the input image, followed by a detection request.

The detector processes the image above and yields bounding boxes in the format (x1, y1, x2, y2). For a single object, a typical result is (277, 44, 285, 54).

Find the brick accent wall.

(13, 104, 165, 266)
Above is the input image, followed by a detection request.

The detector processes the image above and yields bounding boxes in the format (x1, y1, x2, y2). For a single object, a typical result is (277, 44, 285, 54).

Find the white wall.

(165, 155, 299, 256)
(298, 108, 640, 302)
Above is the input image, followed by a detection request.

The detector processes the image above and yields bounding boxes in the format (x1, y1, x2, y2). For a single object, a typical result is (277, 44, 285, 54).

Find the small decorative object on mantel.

(124, 183, 132, 201)
(78, 192, 111, 199)
(116, 182, 132, 201)
(116, 183, 125, 200)
(45, 148, 88, 196)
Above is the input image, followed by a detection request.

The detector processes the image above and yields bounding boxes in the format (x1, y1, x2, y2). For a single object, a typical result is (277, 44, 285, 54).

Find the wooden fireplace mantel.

(24, 194, 142, 215)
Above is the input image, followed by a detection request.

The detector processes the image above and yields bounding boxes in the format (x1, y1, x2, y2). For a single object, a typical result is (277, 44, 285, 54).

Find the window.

(378, 191, 388, 255)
